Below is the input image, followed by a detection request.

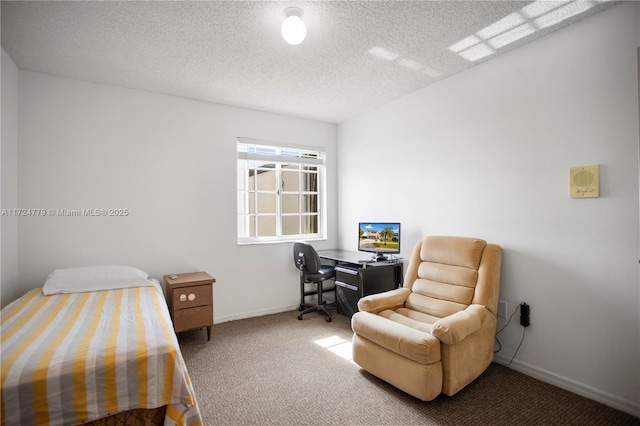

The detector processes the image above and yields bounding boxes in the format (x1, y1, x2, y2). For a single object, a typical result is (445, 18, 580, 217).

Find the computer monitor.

(358, 222, 401, 261)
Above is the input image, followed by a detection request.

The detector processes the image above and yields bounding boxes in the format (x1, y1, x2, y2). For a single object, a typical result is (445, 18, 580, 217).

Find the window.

(237, 138, 326, 244)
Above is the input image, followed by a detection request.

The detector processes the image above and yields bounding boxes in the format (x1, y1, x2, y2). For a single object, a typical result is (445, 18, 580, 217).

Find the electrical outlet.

(497, 300, 507, 319)
(520, 303, 530, 327)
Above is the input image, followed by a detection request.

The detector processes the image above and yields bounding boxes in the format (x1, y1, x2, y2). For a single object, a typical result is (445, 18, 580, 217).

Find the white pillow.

(42, 265, 156, 295)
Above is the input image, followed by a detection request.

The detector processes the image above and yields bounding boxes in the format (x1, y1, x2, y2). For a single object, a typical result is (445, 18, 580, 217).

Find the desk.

(317, 249, 403, 318)
(317, 249, 375, 264)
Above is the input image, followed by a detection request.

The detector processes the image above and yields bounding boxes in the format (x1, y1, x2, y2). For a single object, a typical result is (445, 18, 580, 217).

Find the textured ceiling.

(1, 1, 616, 123)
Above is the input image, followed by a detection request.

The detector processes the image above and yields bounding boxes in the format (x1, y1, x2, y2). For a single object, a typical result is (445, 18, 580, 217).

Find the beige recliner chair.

(351, 235, 502, 401)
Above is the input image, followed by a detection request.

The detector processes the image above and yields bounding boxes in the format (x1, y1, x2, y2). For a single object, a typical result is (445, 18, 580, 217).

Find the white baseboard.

(493, 353, 640, 418)
(214, 304, 298, 324)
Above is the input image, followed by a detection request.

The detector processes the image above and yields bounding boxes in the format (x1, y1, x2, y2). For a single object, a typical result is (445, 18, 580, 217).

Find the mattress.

(0, 283, 203, 426)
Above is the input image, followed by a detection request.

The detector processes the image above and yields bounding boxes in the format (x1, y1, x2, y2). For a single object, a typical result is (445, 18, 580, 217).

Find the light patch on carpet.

(313, 335, 354, 361)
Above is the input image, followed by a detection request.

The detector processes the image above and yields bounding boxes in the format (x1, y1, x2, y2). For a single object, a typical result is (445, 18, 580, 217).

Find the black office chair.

(293, 242, 336, 322)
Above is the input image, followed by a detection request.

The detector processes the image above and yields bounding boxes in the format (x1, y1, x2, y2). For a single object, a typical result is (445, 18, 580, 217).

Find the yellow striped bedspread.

(0, 284, 203, 426)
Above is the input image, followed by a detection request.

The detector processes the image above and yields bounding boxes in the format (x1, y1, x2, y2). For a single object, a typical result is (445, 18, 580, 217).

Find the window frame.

(237, 137, 327, 245)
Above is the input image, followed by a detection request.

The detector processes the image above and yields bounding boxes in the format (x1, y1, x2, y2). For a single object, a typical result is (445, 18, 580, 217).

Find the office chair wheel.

(325, 316, 332, 323)
(298, 313, 303, 320)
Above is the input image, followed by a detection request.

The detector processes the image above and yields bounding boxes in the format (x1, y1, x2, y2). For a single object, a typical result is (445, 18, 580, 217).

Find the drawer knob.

(188, 293, 196, 301)
(179, 294, 187, 302)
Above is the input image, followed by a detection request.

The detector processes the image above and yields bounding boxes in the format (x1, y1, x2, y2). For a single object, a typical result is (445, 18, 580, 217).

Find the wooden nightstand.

(164, 271, 215, 341)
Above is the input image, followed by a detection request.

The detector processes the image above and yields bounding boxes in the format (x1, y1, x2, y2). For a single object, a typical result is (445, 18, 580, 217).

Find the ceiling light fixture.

(281, 7, 306, 45)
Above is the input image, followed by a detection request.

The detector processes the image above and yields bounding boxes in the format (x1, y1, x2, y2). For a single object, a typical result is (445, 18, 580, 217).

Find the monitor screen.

(358, 222, 401, 260)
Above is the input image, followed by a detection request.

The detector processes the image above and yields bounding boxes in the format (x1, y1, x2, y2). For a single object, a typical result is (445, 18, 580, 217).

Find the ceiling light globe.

(281, 15, 306, 45)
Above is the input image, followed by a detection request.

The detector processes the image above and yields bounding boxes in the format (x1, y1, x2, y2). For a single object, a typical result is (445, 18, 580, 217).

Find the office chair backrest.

(293, 242, 322, 274)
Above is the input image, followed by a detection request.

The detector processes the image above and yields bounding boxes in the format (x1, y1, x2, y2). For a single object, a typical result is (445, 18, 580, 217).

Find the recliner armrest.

(357, 288, 411, 313)
(431, 304, 487, 345)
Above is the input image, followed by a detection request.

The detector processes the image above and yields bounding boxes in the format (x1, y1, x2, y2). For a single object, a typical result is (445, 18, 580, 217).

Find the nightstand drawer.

(173, 305, 213, 333)
(171, 284, 212, 310)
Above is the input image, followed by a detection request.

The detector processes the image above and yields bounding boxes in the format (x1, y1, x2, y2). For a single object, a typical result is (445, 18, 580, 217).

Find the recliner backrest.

(293, 242, 322, 274)
(403, 236, 488, 319)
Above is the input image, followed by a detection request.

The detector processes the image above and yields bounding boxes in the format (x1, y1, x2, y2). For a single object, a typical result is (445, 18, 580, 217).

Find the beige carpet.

(177, 310, 638, 425)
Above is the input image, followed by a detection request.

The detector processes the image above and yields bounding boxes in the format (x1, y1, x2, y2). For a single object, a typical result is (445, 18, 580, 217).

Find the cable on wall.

(494, 302, 528, 366)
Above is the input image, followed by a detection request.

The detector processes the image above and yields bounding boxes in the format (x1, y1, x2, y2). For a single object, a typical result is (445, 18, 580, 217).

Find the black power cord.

(508, 327, 527, 366)
(494, 302, 528, 366)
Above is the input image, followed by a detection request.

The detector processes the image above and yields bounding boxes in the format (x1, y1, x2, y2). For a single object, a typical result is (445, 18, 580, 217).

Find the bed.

(0, 265, 203, 426)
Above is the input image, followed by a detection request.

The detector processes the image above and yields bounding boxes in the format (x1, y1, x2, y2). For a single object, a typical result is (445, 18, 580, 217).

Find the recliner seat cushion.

(351, 311, 441, 365)
(378, 309, 434, 334)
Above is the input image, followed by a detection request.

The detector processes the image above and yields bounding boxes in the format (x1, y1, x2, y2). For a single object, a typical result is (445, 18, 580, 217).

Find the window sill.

(237, 236, 326, 246)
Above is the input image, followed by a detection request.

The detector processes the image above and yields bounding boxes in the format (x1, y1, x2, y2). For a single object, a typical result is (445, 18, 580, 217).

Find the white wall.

(338, 2, 639, 417)
(17, 71, 338, 321)
(1, 48, 20, 308)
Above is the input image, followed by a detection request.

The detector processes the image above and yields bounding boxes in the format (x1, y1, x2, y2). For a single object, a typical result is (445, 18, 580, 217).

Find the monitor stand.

(372, 253, 388, 262)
